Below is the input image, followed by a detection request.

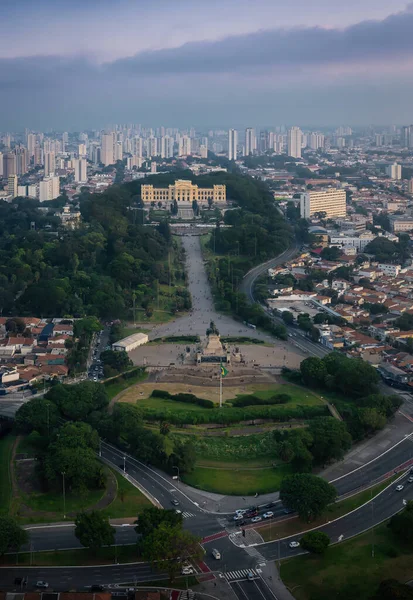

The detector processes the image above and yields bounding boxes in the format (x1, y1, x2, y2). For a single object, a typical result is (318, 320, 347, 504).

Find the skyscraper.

(228, 129, 238, 161)
(245, 128, 256, 156)
(3, 153, 16, 178)
(73, 158, 87, 183)
(258, 130, 269, 154)
(287, 127, 302, 158)
(101, 133, 115, 166)
(27, 133, 36, 158)
(44, 152, 55, 176)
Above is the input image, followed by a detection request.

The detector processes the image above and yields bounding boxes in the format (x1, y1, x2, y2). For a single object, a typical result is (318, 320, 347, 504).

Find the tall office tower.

(39, 176, 60, 201)
(244, 128, 257, 156)
(101, 133, 115, 166)
(287, 126, 302, 158)
(78, 143, 87, 157)
(386, 162, 402, 180)
(3, 153, 16, 178)
(15, 147, 28, 175)
(27, 133, 36, 158)
(299, 189, 346, 219)
(375, 134, 384, 147)
(44, 152, 55, 176)
(73, 158, 87, 183)
(34, 146, 43, 166)
(228, 129, 238, 161)
(258, 130, 269, 153)
(134, 137, 143, 157)
(114, 141, 123, 161)
(7, 175, 18, 198)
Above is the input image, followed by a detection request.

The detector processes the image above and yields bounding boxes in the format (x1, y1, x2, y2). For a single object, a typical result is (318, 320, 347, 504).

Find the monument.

(196, 321, 230, 365)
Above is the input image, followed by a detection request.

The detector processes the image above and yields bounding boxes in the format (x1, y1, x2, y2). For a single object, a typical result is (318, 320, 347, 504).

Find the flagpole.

(219, 367, 223, 409)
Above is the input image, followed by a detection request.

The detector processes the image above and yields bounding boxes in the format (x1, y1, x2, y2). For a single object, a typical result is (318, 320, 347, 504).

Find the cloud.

(105, 7, 413, 76)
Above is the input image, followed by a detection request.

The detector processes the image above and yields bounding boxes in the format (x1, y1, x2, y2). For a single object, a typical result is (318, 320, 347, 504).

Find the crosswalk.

(243, 545, 267, 565)
(223, 569, 258, 581)
(182, 511, 195, 518)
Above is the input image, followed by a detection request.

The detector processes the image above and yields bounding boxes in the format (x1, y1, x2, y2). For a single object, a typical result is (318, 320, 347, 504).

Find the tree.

(46, 381, 109, 421)
(308, 417, 352, 465)
(300, 357, 327, 387)
(321, 247, 341, 261)
(135, 507, 183, 537)
(0, 516, 29, 556)
(168, 439, 196, 474)
(281, 311, 294, 325)
(142, 522, 203, 582)
(15, 397, 60, 437)
(280, 474, 337, 521)
(74, 511, 115, 552)
(101, 349, 132, 374)
(300, 531, 330, 554)
(388, 501, 413, 544)
(374, 579, 413, 600)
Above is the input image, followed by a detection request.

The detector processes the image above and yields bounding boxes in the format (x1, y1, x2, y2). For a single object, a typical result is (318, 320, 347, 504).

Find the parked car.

(396, 485, 404, 492)
(233, 514, 244, 521)
(35, 582, 49, 589)
(263, 511, 274, 519)
(181, 566, 194, 575)
(289, 541, 300, 548)
(408, 476, 413, 483)
(171, 499, 179, 506)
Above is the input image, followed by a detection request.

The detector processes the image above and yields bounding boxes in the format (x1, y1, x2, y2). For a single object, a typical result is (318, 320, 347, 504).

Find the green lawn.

(182, 463, 292, 495)
(139, 397, 211, 412)
(188, 431, 279, 460)
(6, 545, 140, 566)
(20, 487, 106, 521)
(281, 523, 413, 600)
(105, 371, 148, 400)
(0, 434, 14, 515)
(101, 471, 151, 519)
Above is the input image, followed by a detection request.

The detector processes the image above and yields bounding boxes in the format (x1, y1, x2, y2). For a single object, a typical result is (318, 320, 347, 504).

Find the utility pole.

(132, 292, 136, 325)
(62, 472, 66, 519)
(219, 368, 223, 408)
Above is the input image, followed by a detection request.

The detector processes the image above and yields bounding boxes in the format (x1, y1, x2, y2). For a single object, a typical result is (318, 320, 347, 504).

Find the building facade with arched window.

(141, 179, 226, 206)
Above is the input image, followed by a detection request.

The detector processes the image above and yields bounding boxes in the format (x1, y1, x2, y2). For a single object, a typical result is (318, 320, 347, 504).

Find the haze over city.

(2, 0, 413, 129)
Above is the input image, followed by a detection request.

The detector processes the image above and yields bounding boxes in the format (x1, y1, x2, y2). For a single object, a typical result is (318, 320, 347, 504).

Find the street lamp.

(123, 456, 126, 473)
(173, 465, 180, 480)
(62, 472, 66, 519)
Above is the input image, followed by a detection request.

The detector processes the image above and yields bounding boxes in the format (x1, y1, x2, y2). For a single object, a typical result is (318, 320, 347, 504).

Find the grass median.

(0, 434, 14, 515)
(259, 473, 401, 542)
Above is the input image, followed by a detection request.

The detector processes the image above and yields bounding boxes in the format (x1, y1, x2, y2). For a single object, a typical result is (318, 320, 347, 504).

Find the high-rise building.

(299, 189, 347, 219)
(178, 135, 191, 157)
(409, 179, 413, 194)
(27, 133, 36, 158)
(27, 185, 37, 199)
(78, 143, 87, 157)
(375, 134, 383, 147)
(0, 153, 3, 177)
(3, 153, 16, 178)
(7, 175, 18, 198)
(114, 141, 123, 161)
(73, 158, 87, 183)
(386, 163, 402, 180)
(287, 127, 302, 158)
(308, 132, 325, 151)
(34, 146, 43, 166)
(39, 176, 60, 201)
(15, 147, 28, 175)
(228, 129, 238, 161)
(245, 128, 256, 156)
(44, 152, 55, 176)
(258, 130, 269, 154)
(18, 185, 27, 197)
(101, 133, 115, 166)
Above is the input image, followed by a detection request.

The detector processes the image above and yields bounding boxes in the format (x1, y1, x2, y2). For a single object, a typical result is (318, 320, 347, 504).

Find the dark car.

(265, 502, 276, 508)
(171, 499, 179, 506)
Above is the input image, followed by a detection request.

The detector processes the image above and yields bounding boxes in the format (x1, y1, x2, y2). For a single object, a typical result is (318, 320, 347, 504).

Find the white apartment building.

(329, 231, 376, 252)
(7, 175, 18, 198)
(27, 185, 37, 199)
(300, 189, 346, 219)
(244, 128, 257, 156)
(178, 135, 191, 157)
(287, 126, 302, 158)
(101, 133, 115, 166)
(127, 156, 144, 170)
(378, 264, 402, 277)
(228, 129, 238, 161)
(17, 185, 27, 197)
(73, 158, 87, 183)
(39, 176, 60, 202)
(389, 216, 413, 232)
(386, 162, 402, 180)
(308, 132, 325, 150)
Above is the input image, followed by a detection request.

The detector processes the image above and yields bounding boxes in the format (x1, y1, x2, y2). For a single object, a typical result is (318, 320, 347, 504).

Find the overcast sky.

(1, 0, 413, 130)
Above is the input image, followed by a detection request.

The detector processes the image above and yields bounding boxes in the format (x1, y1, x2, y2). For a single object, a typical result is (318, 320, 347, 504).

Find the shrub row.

(104, 366, 146, 388)
(231, 394, 291, 408)
(150, 389, 214, 409)
(142, 404, 329, 425)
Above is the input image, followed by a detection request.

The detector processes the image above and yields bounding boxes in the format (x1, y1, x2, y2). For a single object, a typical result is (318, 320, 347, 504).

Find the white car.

(263, 511, 274, 519)
(233, 514, 244, 521)
(396, 485, 404, 492)
(289, 541, 300, 548)
(251, 516, 262, 523)
(408, 477, 413, 483)
(235, 509, 247, 515)
(181, 566, 194, 575)
(36, 582, 49, 589)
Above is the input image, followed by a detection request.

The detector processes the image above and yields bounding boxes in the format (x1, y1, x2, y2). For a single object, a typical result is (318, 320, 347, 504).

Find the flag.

(220, 364, 228, 377)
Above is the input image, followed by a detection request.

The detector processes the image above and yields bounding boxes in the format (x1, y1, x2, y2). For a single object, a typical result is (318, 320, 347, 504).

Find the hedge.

(150, 389, 214, 409)
(231, 394, 291, 408)
(142, 404, 329, 425)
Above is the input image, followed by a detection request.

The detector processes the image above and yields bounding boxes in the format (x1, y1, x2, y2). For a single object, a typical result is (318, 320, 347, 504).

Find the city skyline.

(2, 1, 413, 129)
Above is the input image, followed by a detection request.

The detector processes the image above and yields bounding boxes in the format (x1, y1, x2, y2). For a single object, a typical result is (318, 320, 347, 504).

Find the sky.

(1, 0, 413, 130)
